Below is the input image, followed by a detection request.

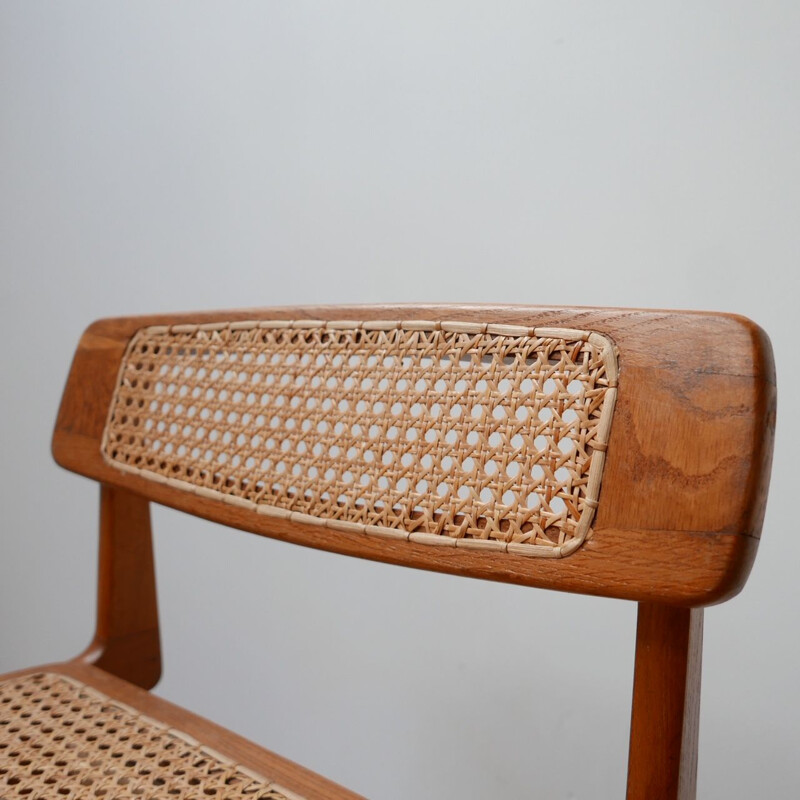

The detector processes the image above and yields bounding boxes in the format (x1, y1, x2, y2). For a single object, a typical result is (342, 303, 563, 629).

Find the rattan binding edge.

(100, 319, 618, 559)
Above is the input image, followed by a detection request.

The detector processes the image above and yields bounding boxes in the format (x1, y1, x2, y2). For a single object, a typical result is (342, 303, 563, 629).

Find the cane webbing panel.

(0, 672, 301, 800)
(102, 320, 618, 557)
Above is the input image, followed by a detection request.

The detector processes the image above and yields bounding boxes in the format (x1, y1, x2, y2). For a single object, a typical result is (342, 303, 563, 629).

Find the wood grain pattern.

(627, 603, 704, 800)
(52, 304, 776, 606)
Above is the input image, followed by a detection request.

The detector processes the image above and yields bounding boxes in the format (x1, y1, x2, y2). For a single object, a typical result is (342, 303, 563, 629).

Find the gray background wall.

(1, 3, 797, 798)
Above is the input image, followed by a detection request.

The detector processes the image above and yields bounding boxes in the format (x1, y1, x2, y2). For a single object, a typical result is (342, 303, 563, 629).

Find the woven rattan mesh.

(0, 672, 301, 800)
(102, 320, 618, 557)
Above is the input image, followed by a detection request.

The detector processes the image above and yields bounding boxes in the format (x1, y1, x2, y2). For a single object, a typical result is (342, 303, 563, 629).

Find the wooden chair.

(0, 305, 775, 800)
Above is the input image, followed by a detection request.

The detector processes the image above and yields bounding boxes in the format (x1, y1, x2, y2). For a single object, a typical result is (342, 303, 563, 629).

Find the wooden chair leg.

(626, 603, 704, 800)
(76, 484, 162, 689)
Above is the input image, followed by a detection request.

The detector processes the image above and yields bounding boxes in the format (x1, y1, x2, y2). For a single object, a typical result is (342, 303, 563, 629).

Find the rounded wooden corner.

(679, 534, 760, 608)
(740, 316, 777, 541)
(52, 319, 131, 474)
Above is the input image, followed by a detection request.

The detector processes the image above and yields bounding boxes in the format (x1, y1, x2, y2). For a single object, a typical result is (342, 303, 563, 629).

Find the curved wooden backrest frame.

(52, 304, 776, 607)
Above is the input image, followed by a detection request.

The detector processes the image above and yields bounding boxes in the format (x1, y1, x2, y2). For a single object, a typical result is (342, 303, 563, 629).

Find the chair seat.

(0, 663, 363, 800)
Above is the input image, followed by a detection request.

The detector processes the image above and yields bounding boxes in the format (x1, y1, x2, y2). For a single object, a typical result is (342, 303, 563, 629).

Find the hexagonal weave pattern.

(0, 672, 299, 799)
(102, 320, 618, 557)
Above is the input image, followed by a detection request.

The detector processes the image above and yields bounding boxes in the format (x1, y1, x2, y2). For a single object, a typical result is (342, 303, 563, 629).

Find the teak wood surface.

(53, 304, 775, 606)
(627, 603, 704, 800)
(2, 304, 777, 800)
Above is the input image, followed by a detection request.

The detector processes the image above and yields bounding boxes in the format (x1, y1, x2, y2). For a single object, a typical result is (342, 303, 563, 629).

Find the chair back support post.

(77, 484, 161, 690)
(626, 602, 704, 800)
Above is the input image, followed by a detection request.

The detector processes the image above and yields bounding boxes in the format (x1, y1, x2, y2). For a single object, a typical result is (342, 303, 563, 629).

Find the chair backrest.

(53, 304, 776, 607)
